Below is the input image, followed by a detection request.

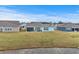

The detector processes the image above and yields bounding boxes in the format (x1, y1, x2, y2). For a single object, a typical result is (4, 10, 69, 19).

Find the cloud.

(0, 7, 30, 22)
(0, 7, 62, 22)
(0, 7, 79, 23)
(61, 14, 79, 23)
(25, 14, 61, 22)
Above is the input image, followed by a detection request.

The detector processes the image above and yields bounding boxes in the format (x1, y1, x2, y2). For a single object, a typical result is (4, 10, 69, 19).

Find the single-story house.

(0, 20, 20, 32)
(56, 23, 79, 32)
(26, 22, 55, 32)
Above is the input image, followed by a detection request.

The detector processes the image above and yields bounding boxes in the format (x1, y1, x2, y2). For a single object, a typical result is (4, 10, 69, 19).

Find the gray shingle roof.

(0, 20, 20, 27)
(26, 22, 54, 27)
(57, 23, 79, 28)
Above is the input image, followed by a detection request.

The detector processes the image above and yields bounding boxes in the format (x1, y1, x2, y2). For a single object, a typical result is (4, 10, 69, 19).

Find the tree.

(58, 21, 64, 24)
(53, 22, 57, 25)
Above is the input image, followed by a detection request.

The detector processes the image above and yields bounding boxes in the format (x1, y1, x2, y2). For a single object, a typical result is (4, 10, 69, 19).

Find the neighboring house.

(56, 23, 79, 32)
(26, 22, 55, 32)
(0, 21, 20, 32)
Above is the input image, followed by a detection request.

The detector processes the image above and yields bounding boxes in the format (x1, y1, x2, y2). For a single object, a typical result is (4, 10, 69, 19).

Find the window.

(27, 27, 34, 31)
(5, 28, 12, 31)
(9, 28, 12, 30)
(0, 28, 2, 31)
(44, 27, 48, 30)
(36, 27, 41, 31)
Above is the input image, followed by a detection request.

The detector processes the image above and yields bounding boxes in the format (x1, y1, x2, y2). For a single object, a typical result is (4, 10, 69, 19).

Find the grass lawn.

(0, 31, 78, 50)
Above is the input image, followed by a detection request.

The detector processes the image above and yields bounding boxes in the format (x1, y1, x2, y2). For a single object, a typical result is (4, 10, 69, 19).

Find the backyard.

(0, 31, 78, 50)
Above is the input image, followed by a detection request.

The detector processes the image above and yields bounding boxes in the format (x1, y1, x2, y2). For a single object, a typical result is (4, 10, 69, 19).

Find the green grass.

(0, 31, 78, 50)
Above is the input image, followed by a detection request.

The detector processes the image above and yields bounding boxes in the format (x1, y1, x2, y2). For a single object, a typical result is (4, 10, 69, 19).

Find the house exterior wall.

(36, 27, 54, 32)
(57, 27, 66, 31)
(41, 27, 54, 32)
(26, 26, 55, 32)
(34, 27, 42, 32)
(48, 27, 54, 31)
(12, 27, 20, 32)
(0, 27, 19, 32)
(41, 27, 47, 32)
(57, 27, 72, 32)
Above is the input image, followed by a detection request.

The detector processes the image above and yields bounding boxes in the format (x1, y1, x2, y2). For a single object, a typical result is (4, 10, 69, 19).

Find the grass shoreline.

(0, 31, 78, 51)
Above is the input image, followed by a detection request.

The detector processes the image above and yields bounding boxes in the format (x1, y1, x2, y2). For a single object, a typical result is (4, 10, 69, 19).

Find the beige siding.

(12, 27, 19, 32)
(0, 27, 20, 32)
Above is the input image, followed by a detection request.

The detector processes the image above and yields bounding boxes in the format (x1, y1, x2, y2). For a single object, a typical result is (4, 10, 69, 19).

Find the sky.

(0, 5, 79, 23)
